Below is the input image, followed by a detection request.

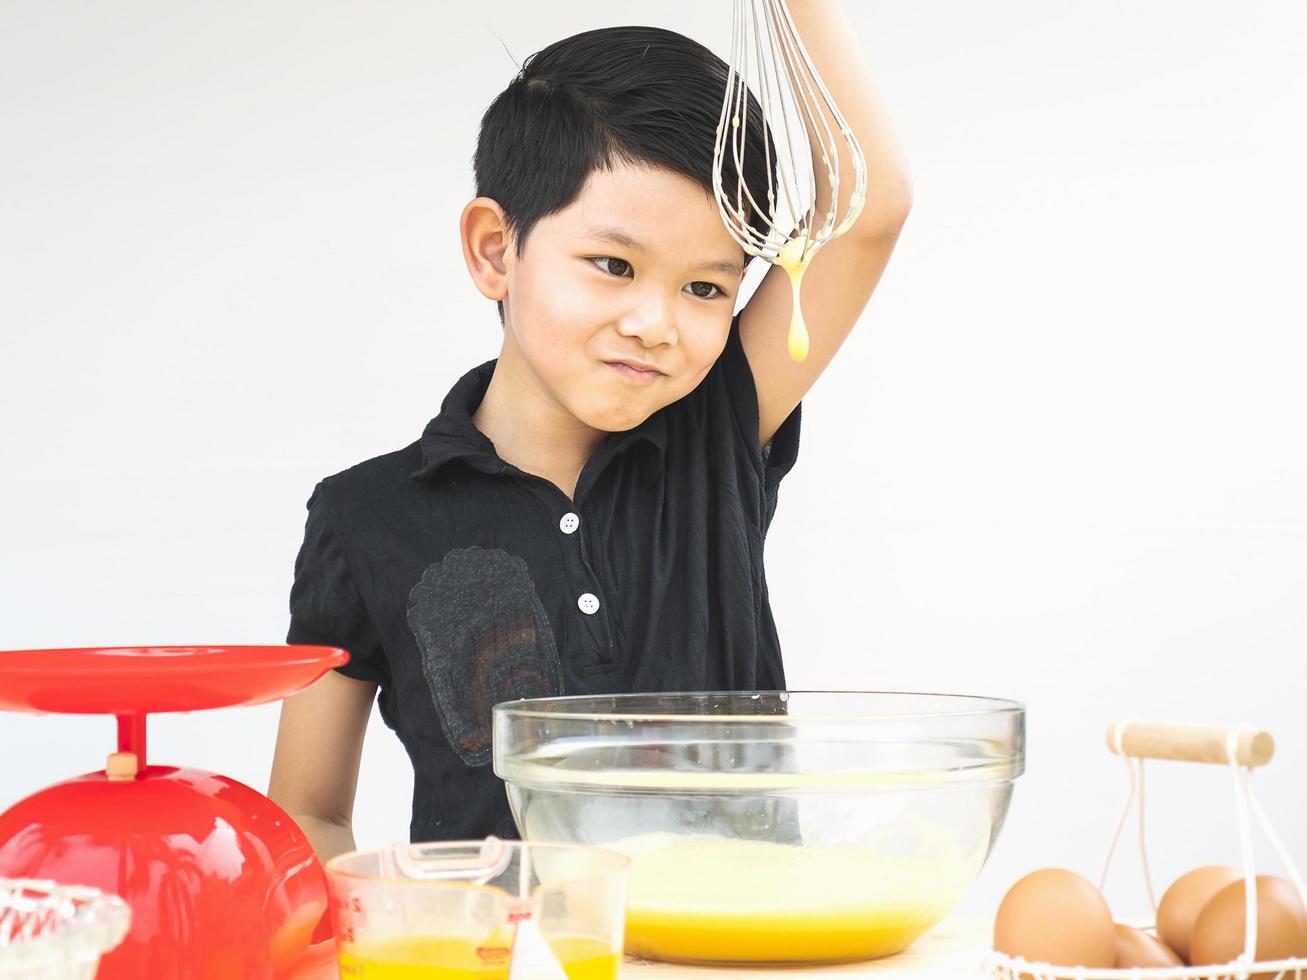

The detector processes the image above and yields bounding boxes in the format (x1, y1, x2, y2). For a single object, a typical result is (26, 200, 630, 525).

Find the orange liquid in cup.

(336, 933, 618, 979)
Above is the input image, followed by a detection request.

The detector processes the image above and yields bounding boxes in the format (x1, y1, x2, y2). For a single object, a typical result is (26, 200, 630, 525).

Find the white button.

(559, 513, 580, 535)
(577, 593, 600, 615)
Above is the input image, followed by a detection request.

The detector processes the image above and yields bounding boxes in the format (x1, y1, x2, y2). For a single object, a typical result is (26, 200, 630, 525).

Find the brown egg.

(1113, 923, 1183, 967)
(993, 868, 1116, 969)
(1190, 875, 1307, 979)
(1156, 864, 1242, 962)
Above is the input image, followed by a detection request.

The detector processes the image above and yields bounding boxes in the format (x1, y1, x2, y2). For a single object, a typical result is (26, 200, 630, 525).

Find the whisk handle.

(1106, 721, 1275, 767)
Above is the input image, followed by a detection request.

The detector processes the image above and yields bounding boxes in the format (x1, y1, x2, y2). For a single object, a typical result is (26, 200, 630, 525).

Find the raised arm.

(738, 0, 913, 444)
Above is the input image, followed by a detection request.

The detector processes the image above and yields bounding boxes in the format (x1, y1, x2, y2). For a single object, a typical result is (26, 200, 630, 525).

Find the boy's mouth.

(604, 359, 666, 383)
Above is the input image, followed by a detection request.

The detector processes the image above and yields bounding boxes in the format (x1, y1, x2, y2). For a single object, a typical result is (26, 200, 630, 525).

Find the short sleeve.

(286, 481, 389, 685)
(716, 314, 802, 499)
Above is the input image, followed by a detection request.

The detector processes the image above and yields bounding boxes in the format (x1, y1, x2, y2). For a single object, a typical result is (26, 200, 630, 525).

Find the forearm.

(785, 0, 912, 232)
(289, 811, 359, 866)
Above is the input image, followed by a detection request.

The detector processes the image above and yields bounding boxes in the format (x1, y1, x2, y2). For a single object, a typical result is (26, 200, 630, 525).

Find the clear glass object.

(493, 691, 1025, 965)
(0, 878, 131, 980)
(325, 838, 629, 979)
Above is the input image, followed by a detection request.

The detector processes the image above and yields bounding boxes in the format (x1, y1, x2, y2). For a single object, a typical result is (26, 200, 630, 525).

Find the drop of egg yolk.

(777, 235, 813, 362)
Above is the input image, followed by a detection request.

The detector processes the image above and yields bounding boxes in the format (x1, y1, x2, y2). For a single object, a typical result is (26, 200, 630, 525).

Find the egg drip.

(778, 234, 812, 361)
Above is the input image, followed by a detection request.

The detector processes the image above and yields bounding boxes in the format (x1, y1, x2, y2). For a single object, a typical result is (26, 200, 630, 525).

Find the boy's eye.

(686, 281, 724, 300)
(592, 256, 632, 278)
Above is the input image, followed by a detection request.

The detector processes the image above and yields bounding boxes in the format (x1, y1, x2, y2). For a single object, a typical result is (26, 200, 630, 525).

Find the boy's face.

(499, 162, 747, 433)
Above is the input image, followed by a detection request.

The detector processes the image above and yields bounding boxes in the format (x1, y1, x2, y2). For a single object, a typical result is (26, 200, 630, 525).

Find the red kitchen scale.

(0, 644, 348, 978)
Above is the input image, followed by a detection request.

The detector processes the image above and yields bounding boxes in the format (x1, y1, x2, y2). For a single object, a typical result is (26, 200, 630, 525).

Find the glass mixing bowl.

(493, 691, 1024, 966)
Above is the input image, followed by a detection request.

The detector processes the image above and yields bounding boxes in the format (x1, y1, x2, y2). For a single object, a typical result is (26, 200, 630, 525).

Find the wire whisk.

(713, 0, 868, 361)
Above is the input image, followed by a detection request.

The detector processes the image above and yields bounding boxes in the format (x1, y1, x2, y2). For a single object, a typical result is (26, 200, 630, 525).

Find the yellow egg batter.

(608, 831, 979, 964)
(777, 234, 813, 362)
(336, 932, 618, 980)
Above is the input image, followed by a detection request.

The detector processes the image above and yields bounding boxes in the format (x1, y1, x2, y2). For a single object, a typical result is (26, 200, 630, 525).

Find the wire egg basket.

(0, 878, 130, 980)
(983, 721, 1307, 980)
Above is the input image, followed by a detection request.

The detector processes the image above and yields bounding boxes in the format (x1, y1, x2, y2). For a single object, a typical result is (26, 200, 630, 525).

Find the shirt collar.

(409, 357, 669, 483)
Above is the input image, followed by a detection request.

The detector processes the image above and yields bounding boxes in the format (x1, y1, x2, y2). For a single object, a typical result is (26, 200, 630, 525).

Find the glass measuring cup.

(325, 838, 628, 979)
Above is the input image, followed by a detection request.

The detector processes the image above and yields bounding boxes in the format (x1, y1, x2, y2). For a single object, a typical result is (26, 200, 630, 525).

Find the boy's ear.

(460, 197, 515, 303)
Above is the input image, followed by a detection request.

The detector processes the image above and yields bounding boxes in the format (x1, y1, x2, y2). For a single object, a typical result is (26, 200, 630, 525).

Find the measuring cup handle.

(1106, 721, 1274, 767)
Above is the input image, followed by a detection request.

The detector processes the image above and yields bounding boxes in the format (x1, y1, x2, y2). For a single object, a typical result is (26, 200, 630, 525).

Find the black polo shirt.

(285, 315, 800, 842)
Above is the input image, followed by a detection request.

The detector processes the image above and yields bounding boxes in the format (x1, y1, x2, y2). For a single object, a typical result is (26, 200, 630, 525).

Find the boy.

(269, 3, 910, 862)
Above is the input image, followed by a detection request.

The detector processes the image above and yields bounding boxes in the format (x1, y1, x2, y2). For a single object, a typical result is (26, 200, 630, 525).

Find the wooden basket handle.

(1106, 721, 1275, 768)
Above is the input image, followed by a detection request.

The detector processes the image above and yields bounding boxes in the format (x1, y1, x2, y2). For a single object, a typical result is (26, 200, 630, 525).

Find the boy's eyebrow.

(582, 224, 745, 279)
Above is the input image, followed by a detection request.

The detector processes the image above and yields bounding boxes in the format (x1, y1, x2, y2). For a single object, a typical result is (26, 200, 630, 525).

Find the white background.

(2, 1, 1304, 919)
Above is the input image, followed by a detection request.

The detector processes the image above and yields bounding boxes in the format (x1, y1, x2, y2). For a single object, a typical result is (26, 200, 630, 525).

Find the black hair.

(473, 25, 776, 322)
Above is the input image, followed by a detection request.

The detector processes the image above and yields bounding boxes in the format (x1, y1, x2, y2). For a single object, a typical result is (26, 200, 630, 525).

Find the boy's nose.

(616, 293, 678, 348)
